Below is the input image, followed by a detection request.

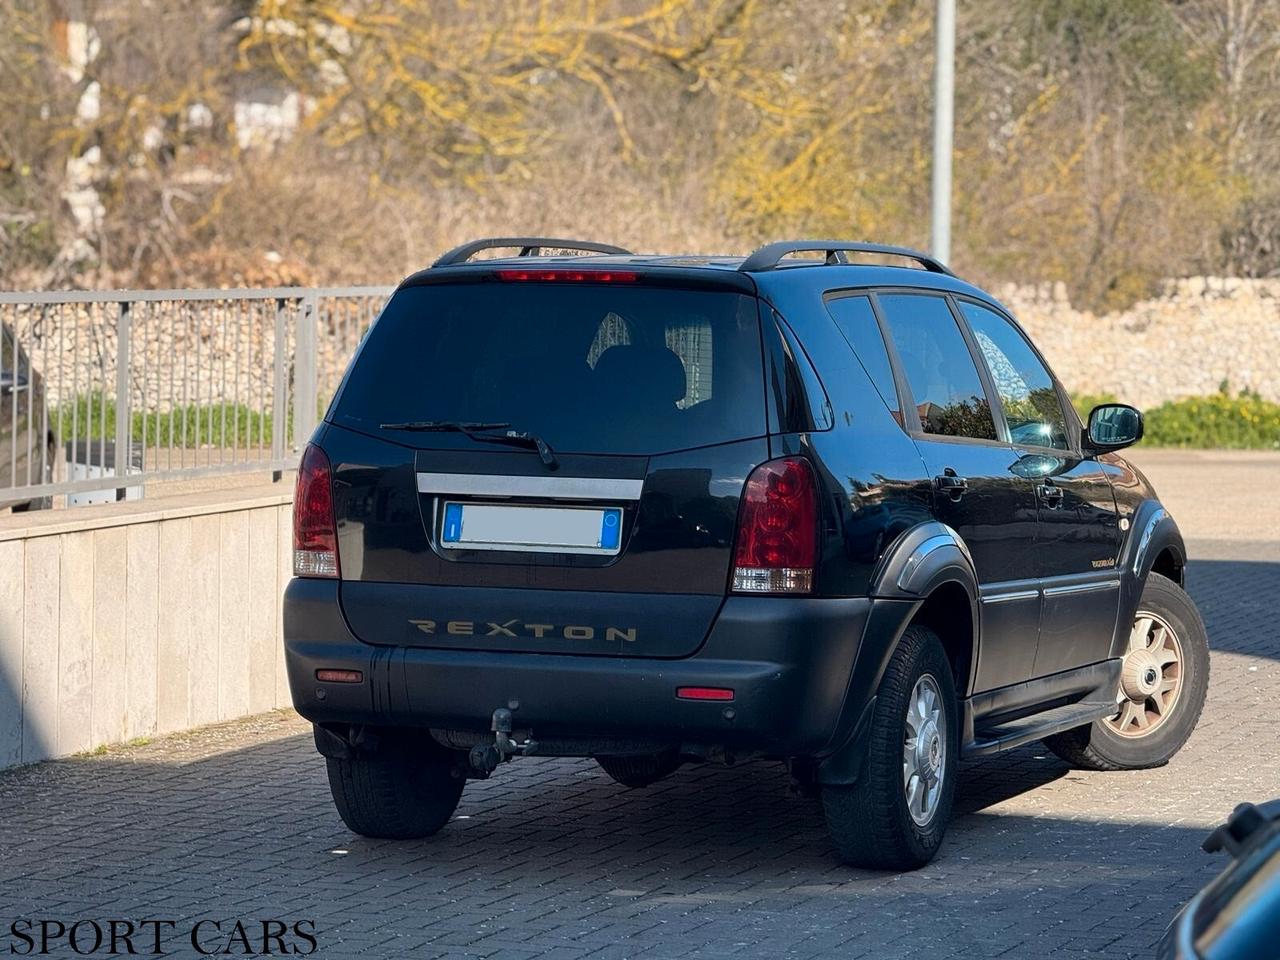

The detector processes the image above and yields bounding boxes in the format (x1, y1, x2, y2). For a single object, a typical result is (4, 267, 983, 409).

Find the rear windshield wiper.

(379, 420, 559, 470)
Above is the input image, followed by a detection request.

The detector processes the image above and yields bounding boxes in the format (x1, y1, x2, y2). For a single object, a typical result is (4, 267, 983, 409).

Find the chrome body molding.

(981, 588, 1040, 605)
(416, 472, 644, 501)
(1042, 578, 1121, 598)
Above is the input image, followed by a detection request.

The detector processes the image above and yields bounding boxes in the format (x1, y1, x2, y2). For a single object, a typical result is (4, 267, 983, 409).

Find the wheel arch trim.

(817, 522, 980, 785)
(1113, 499, 1187, 659)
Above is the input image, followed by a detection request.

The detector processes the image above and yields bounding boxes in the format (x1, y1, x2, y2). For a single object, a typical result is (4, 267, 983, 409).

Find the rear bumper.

(284, 578, 872, 757)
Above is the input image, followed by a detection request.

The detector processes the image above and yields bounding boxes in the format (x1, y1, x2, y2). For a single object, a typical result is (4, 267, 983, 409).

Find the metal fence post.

(292, 294, 318, 454)
(272, 298, 288, 480)
(114, 301, 132, 500)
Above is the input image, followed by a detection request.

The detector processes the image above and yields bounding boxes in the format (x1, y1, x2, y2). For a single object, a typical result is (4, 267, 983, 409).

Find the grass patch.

(57, 391, 290, 450)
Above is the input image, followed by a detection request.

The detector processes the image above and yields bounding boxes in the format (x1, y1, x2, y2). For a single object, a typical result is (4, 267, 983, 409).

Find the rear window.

(332, 282, 766, 455)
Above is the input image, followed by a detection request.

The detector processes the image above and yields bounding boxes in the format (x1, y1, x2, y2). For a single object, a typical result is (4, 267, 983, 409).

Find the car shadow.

(1188, 558, 1280, 660)
(0, 735, 1221, 958)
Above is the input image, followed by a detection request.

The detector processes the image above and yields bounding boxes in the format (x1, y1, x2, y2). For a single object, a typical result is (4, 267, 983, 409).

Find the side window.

(824, 295, 900, 422)
(958, 301, 1070, 450)
(876, 293, 997, 440)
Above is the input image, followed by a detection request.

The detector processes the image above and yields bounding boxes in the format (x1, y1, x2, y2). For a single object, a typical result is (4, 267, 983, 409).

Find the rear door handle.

(935, 471, 968, 501)
(1036, 482, 1064, 508)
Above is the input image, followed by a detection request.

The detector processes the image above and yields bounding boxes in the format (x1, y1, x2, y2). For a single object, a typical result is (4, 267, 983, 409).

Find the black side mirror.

(0, 370, 28, 396)
(1084, 403, 1143, 452)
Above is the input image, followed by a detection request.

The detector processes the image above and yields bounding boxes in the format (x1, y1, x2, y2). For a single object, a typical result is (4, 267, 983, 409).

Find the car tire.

(1044, 573, 1209, 771)
(325, 739, 465, 839)
(821, 624, 958, 870)
(596, 750, 682, 788)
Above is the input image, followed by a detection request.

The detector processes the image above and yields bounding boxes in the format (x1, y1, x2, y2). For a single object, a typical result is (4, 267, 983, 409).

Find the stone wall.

(1002, 278, 1280, 409)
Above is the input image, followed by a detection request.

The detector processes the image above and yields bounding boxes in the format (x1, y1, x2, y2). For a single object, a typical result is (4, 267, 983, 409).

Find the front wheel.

(1044, 572, 1209, 771)
(821, 624, 958, 870)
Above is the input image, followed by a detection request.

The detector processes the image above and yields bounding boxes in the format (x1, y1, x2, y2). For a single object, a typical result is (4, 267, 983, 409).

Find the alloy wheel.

(903, 674, 946, 826)
(1106, 611, 1184, 738)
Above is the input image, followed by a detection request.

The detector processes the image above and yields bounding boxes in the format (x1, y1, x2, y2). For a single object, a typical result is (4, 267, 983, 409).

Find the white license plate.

(440, 501, 623, 555)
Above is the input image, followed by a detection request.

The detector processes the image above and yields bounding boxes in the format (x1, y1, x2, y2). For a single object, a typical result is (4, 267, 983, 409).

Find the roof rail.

(739, 240, 953, 275)
(433, 237, 633, 267)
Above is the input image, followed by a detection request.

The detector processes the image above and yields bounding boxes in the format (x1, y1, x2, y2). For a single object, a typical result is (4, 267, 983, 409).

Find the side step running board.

(963, 700, 1117, 758)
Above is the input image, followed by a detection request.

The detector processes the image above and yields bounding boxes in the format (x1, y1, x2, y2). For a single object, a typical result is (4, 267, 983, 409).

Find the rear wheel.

(821, 624, 958, 870)
(326, 738, 465, 839)
(1044, 573, 1209, 771)
(596, 750, 682, 788)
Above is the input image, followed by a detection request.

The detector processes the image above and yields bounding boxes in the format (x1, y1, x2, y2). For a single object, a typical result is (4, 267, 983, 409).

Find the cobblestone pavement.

(2, 533, 1278, 959)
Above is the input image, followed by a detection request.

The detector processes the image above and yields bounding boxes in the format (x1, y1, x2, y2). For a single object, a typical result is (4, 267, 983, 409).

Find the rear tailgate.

(326, 272, 769, 658)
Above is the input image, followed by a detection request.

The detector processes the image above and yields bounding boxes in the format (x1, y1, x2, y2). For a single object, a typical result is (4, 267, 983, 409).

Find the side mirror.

(1085, 403, 1143, 452)
(0, 370, 28, 396)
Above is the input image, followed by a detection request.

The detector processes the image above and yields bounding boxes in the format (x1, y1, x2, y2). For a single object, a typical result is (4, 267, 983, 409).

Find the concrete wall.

(0, 487, 293, 768)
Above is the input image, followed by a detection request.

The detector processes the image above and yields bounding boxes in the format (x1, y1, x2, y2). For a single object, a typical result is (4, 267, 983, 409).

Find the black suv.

(285, 238, 1209, 869)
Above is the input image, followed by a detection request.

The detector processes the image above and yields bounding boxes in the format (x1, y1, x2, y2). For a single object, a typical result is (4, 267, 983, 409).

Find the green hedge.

(1074, 390, 1280, 449)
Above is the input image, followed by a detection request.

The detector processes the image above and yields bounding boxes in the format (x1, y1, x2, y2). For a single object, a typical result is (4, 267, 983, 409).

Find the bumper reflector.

(316, 669, 363, 684)
(676, 686, 735, 701)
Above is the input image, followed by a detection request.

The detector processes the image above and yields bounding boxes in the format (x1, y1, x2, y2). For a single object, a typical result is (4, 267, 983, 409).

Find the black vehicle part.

(467, 707, 539, 778)
(740, 240, 953, 275)
(964, 660, 1122, 757)
(325, 732, 465, 839)
(1044, 573, 1209, 770)
(596, 750, 683, 788)
(433, 237, 632, 267)
(1204, 801, 1280, 858)
(1158, 801, 1280, 960)
(821, 623, 958, 870)
(1114, 501, 1187, 653)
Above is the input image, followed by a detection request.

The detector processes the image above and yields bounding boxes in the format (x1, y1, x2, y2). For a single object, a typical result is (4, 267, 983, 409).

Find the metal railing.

(0, 286, 392, 506)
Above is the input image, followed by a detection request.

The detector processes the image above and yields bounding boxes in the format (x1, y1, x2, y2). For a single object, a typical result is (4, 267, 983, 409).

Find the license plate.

(440, 502, 623, 555)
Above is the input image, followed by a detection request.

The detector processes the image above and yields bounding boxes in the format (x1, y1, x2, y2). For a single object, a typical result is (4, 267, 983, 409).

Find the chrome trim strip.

(981, 589, 1040, 604)
(1132, 507, 1168, 576)
(416, 472, 643, 501)
(1042, 578, 1121, 598)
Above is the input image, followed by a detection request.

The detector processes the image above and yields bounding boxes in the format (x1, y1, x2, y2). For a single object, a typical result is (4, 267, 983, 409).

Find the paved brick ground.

(2, 532, 1277, 959)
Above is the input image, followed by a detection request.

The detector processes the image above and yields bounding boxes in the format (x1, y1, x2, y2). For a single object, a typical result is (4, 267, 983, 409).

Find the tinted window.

(876, 294, 996, 440)
(959, 301, 1070, 450)
(825, 295, 899, 420)
(333, 282, 765, 455)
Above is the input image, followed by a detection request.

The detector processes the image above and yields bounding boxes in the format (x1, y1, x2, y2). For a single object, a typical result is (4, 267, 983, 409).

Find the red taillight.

(294, 444, 339, 578)
(731, 457, 817, 594)
(495, 269, 638, 283)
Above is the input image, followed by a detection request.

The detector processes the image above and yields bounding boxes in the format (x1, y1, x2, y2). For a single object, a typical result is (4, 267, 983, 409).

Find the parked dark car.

(1, 321, 55, 511)
(1159, 801, 1280, 959)
(284, 238, 1210, 869)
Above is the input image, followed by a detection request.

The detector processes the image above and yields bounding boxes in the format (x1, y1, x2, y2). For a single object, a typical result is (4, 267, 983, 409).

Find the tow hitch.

(467, 706, 538, 778)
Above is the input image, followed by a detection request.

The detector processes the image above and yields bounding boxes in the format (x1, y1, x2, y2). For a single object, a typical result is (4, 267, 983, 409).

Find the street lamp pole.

(931, 0, 956, 265)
